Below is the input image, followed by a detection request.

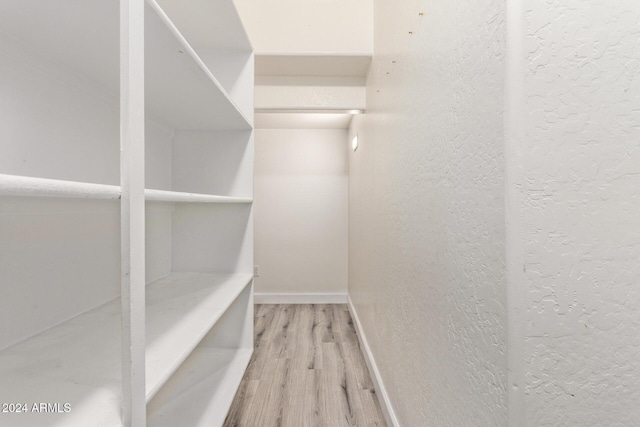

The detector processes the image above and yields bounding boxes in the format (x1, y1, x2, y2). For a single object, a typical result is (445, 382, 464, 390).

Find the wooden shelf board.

(147, 347, 253, 427)
(145, 273, 253, 401)
(0, 0, 250, 130)
(0, 273, 251, 426)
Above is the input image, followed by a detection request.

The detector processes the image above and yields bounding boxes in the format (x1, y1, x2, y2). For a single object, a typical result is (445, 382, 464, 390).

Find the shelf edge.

(0, 175, 252, 203)
(0, 174, 121, 200)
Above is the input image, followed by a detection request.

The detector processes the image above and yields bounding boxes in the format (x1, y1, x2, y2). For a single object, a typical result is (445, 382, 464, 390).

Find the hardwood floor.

(223, 304, 387, 427)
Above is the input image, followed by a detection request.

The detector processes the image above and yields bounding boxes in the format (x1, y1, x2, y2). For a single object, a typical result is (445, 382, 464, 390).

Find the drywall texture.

(348, 0, 507, 425)
(254, 129, 348, 297)
(512, 2, 640, 425)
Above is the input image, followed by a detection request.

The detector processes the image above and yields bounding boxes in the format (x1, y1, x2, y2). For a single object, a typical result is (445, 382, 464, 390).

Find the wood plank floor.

(223, 304, 387, 427)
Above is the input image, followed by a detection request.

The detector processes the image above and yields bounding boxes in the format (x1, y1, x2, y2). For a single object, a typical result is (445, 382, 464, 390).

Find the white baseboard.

(347, 295, 399, 427)
(254, 292, 348, 304)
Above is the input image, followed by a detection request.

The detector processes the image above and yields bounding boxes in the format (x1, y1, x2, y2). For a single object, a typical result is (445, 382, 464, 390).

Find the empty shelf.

(0, 0, 251, 130)
(153, 0, 252, 52)
(145, 0, 252, 130)
(147, 347, 253, 427)
(145, 273, 253, 401)
(0, 299, 122, 427)
(0, 272, 252, 426)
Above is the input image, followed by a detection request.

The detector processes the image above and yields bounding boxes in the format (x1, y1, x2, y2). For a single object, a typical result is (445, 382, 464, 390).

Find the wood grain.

(223, 304, 386, 427)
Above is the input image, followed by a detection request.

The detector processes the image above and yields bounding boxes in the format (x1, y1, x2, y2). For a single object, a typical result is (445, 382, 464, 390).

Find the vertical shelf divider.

(120, 0, 147, 426)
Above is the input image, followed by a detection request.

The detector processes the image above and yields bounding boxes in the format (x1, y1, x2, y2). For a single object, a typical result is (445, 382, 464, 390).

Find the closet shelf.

(145, 273, 253, 401)
(0, 175, 252, 203)
(153, 0, 252, 52)
(0, 273, 252, 426)
(0, 295, 122, 426)
(0, 0, 251, 130)
(147, 347, 253, 427)
(146, 0, 253, 129)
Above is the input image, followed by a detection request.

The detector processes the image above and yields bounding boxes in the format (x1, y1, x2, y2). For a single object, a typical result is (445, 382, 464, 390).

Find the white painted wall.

(0, 34, 119, 186)
(234, 0, 372, 55)
(145, 123, 174, 284)
(348, 0, 507, 425)
(254, 129, 348, 299)
(170, 130, 254, 276)
(507, 1, 640, 425)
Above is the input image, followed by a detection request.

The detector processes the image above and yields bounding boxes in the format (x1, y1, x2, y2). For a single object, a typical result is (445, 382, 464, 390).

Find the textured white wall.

(254, 129, 348, 297)
(348, 0, 507, 425)
(508, 1, 640, 425)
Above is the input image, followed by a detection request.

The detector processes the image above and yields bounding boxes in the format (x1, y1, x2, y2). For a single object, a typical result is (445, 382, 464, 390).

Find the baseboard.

(347, 295, 400, 427)
(254, 292, 348, 304)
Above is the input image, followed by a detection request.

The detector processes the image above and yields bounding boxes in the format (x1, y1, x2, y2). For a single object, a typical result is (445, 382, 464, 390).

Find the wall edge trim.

(254, 292, 347, 304)
(347, 295, 400, 427)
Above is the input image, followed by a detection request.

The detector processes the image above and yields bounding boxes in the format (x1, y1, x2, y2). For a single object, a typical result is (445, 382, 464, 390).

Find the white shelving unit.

(0, 0, 254, 426)
(0, 274, 252, 427)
